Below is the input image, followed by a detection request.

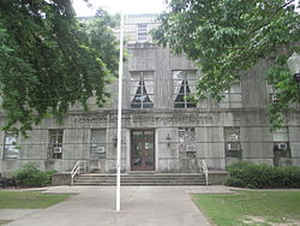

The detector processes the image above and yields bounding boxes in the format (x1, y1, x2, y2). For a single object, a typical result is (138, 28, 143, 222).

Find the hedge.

(225, 161, 300, 189)
(14, 163, 56, 187)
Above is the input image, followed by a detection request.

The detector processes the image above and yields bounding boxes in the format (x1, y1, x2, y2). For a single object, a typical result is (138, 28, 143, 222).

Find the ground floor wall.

(0, 109, 299, 176)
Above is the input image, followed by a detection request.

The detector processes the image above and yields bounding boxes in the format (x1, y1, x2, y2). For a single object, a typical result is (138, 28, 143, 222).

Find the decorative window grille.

(90, 129, 106, 159)
(129, 71, 154, 109)
(137, 24, 148, 42)
(224, 127, 242, 158)
(173, 71, 197, 108)
(3, 132, 20, 159)
(48, 129, 63, 159)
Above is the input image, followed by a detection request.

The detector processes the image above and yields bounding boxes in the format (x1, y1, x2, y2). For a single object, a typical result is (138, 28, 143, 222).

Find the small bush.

(14, 163, 56, 187)
(226, 161, 300, 189)
(224, 177, 246, 187)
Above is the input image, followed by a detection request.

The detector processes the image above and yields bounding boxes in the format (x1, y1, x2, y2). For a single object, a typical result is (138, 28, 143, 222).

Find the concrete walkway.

(3, 186, 233, 226)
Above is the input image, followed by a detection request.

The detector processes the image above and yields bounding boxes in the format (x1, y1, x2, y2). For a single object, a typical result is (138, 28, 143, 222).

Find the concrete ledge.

(52, 172, 72, 186)
(208, 171, 229, 185)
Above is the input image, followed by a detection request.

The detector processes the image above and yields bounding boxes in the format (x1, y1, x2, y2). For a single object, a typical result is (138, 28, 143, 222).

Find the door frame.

(130, 129, 155, 171)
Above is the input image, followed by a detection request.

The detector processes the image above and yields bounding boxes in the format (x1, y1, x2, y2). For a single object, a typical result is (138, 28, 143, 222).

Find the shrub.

(226, 161, 300, 189)
(14, 163, 56, 187)
(224, 177, 246, 187)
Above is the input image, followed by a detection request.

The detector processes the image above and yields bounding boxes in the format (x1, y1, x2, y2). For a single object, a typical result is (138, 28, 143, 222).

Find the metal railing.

(201, 159, 209, 186)
(71, 160, 88, 185)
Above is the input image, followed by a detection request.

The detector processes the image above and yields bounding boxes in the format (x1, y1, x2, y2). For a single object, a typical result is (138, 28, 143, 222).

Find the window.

(129, 71, 154, 109)
(137, 24, 148, 42)
(3, 132, 20, 159)
(178, 128, 196, 154)
(48, 129, 63, 159)
(267, 84, 279, 104)
(178, 128, 195, 143)
(224, 127, 242, 158)
(220, 82, 242, 108)
(90, 129, 106, 159)
(273, 127, 291, 166)
(173, 71, 197, 108)
(285, 0, 300, 12)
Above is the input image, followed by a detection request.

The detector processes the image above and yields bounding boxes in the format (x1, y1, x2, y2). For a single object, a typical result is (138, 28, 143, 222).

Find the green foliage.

(0, 1, 119, 134)
(14, 163, 56, 187)
(154, 0, 300, 128)
(224, 177, 246, 188)
(226, 161, 300, 188)
(267, 55, 300, 130)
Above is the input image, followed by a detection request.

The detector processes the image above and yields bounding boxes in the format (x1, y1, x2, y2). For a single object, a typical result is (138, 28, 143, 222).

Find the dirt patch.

(0, 219, 13, 225)
(242, 216, 300, 226)
(243, 216, 266, 225)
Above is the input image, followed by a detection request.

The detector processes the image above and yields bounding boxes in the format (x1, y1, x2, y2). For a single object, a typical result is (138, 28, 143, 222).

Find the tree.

(0, 0, 119, 134)
(153, 0, 300, 129)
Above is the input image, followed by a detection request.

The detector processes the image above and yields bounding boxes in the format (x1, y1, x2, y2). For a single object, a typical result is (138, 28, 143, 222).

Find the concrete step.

(73, 173, 207, 186)
(73, 183, 206, 186)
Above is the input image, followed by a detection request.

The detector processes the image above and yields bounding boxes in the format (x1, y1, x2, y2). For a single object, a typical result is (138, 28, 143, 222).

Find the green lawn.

(0, 191, 72, 209)
(192, 190, 300, 226)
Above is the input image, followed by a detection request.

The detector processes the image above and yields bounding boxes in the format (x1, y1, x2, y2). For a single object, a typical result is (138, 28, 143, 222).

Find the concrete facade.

(0, 15, 300, 176)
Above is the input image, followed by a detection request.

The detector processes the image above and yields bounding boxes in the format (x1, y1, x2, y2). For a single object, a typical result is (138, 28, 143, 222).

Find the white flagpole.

(116, 12, 124, 212)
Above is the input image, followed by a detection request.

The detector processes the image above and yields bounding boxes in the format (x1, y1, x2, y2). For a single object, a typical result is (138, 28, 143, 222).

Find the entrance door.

(131, 129, 155, 171)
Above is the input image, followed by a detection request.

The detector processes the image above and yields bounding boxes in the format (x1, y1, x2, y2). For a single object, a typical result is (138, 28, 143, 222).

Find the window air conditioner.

(227, 143, 240, 151)
(271, 94, 278, 103)
(277, 143, 288, 150)
(95, 146, 105, 154)
(53, 147, 62, 153)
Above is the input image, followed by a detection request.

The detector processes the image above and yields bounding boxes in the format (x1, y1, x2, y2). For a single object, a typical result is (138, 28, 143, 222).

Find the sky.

(73, 0, 166, 16)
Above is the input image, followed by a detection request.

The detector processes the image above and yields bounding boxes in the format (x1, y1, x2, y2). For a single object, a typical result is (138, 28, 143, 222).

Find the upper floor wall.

(73, 14, 279, 112)
(77, 43, 243, 112)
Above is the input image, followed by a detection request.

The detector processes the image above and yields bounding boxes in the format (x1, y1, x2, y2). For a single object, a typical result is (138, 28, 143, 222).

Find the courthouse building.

(0, 14, 300, 176)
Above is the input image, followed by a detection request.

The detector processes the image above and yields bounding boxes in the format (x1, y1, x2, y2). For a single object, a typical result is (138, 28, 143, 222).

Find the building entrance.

(131, 129, 155, 171)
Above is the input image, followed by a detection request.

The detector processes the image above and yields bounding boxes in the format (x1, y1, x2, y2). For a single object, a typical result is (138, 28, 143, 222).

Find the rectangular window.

(178, 128, 195, 143)
(129, 71, 154, 109)
(137, 23, 148, 42)
(285, 0, 300, 12)
(220, 82, 242, 108)
(178, 128, 196, 154)
(224, 127, 242, 158)
(3, 132, 20, 159)
(267, 84, 279, 104)
(90, 129, 106, 159)
(48, 129, 63, 159)
(273, 127, 291, 164)
(173, 71, 197, 108)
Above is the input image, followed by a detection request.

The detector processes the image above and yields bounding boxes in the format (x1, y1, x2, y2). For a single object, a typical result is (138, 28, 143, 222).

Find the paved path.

(3, 186, 233, 226)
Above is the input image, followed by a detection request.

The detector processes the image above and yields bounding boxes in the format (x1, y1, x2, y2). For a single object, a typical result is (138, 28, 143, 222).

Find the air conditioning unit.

(53, 147, 62, 153)
(227, 143, 241, 151)
(271, 94, 279, 103)
(277, 143, 288, 150)
(95, 146, 105, 154)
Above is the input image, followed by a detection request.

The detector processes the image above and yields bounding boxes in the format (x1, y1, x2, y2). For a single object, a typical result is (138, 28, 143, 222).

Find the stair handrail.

(71, 160, 86, 184)
(201, 159, 209, 186)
